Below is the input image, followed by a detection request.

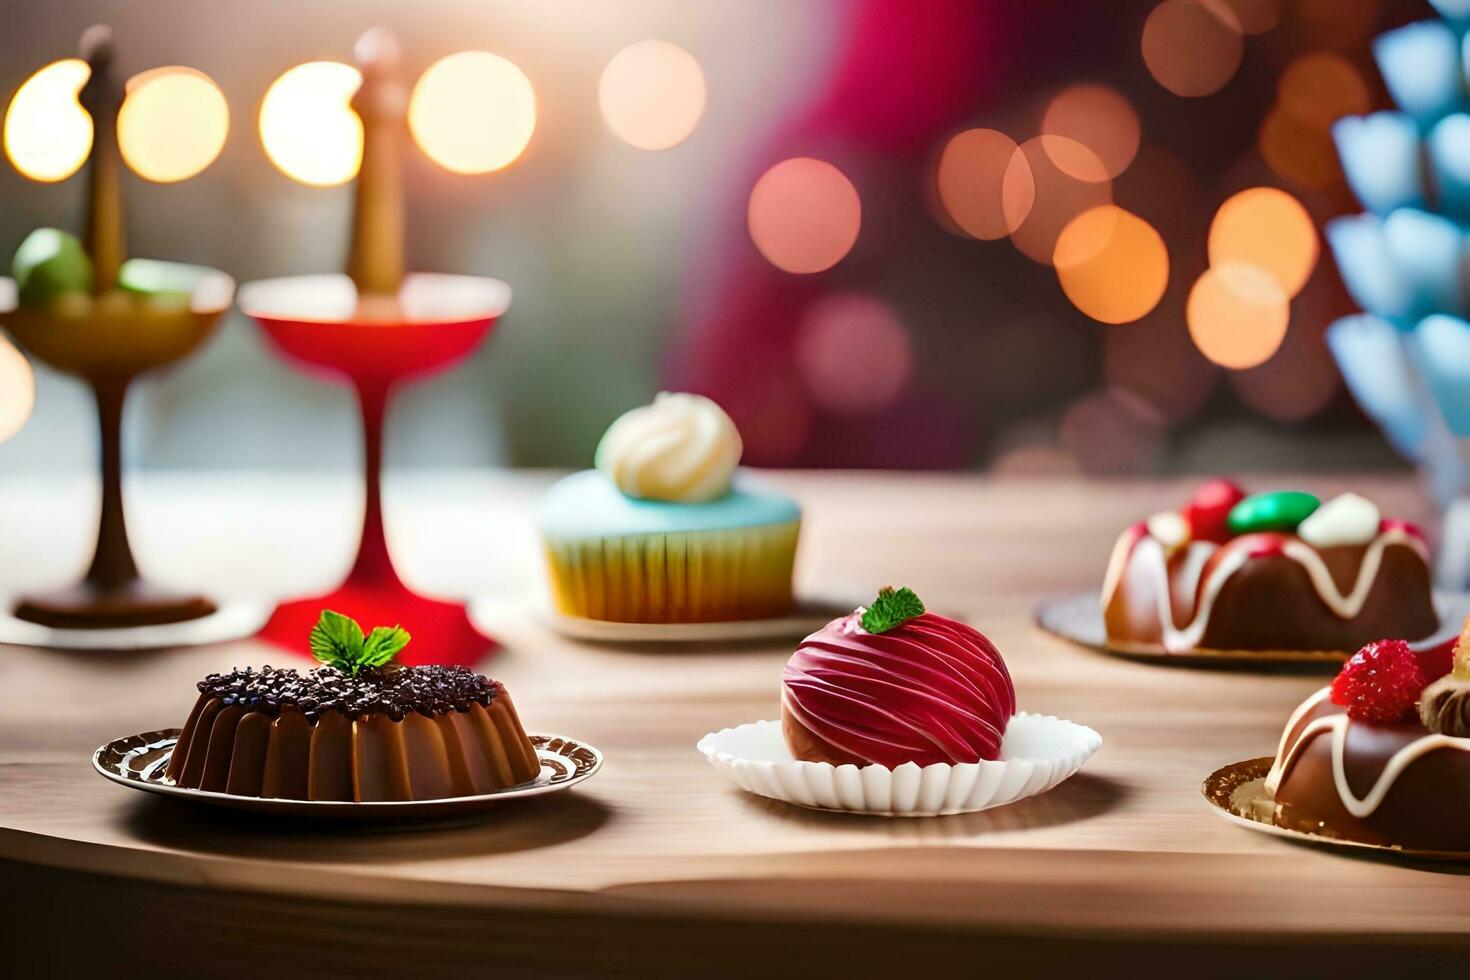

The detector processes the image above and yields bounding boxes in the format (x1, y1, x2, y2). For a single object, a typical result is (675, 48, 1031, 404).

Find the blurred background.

(0, 0, 1436, 477)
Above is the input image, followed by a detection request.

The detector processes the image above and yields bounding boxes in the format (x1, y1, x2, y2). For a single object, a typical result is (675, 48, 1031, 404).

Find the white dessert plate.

(1201, 756, 1470, 861)
(94, 729, 603, 821)
(471, 594, 854, 645)
(1034, 590, 1470, 665)
(698, 712, 1101, 817)
(0, 599, 271, 652)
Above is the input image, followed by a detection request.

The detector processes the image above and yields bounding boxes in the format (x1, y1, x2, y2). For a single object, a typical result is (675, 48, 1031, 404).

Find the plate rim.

(1034, 589, 1463, 664)
(470, 594, 858, 644)
(1200, 755, 1470, 862)
(92, 728, 603, 812)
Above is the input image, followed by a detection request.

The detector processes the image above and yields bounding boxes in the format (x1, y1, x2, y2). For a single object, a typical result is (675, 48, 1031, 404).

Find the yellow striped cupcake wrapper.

(544, 521, 799, 623)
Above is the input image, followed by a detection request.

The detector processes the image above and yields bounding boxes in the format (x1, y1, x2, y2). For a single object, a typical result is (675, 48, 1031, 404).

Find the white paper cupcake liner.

(697, 712, 1101, 817)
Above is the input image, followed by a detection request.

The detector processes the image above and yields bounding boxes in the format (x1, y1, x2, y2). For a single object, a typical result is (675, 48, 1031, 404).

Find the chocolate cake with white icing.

(1265, 625, 1470, 850)
(1101, 480, 1437, 654)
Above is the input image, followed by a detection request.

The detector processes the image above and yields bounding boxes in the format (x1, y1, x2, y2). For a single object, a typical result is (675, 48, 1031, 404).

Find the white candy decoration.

(1146, 511, 1190, 552)
(1297, 492, 1381, 548)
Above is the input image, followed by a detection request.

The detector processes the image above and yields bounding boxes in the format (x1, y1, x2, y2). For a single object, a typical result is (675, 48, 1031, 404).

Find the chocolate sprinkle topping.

(197, 664, 503, 723)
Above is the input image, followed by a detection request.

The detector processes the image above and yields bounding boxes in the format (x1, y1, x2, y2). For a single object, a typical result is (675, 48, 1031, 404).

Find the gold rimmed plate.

(1034, 590, 1470, 667)
(1201, 756, 1470, 862)
(93, 729, 603, 821)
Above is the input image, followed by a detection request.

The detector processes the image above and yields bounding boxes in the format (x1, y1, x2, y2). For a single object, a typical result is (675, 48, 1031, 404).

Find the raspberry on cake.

(164, 610, 540, 802)
(1101, 481, 1438, 654)
(1264, 624, 1470, 850)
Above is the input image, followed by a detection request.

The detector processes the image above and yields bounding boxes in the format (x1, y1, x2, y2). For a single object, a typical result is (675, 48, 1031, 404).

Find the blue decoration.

(539, 469, 800, 539)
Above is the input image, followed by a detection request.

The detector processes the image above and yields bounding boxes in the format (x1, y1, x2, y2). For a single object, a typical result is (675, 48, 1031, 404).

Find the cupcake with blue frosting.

(540, 393, 801, 623)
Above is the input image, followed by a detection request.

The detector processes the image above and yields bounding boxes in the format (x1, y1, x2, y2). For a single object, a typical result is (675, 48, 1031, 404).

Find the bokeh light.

(795, 293, 913, 414)
(1004, 136, 1111, 264)
(4, 58, 92, 182)
(1041, 84, 1140, 179)
(409, 51, 536, 174)
(1277, 53, 1369, 128)
(1223, 0, 1280, 35)
(1230, 314, 1339, 421)
(1186, 263, 1289, 368)
(748, 157, 861, 274)
(936, 128, 1027, 240)
(1208, 187, 1317, 297)
(1054, 206, 1169, 324)
(1105, 299, 1221, 422)
(259, 61, 363, 187)
(1258, 105, 1342, 190)
(0, 334, 35, 443)
(118, 67, 228, 183)
(598, 40, 705, 151)
(1060, 388, 1166, 474)
(1141, 0, 1244, 98)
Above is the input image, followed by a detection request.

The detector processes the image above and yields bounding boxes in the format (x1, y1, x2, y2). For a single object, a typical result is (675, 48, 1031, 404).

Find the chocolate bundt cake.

(164, 611, 539, 801)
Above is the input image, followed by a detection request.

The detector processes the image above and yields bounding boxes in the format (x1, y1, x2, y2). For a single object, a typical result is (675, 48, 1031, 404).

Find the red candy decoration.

(1183, 479, 1246, 544)
(1330, 639, 1426, 723)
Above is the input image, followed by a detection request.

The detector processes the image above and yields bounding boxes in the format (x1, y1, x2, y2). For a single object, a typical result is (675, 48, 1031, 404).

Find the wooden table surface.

(2, 470, 1468, 977)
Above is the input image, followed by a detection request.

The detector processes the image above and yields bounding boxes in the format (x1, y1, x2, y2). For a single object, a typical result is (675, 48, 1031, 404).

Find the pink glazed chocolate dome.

(781, 588, 1016, 767)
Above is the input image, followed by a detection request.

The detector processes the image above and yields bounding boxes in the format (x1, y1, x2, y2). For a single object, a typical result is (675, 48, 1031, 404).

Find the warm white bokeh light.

(118, 67, 228, 183)
(598, 40, 706, 151)
(1208, 187, 1318, 297)
(409, 51, 536, 174)
(1187, 262, 1289, 369)
(259, 61, 363, 187)
(4, 58, 92, 182)
(0, 334, 36, 443)
(937, 128, 1027, 240)
(748, 157, 861, 274)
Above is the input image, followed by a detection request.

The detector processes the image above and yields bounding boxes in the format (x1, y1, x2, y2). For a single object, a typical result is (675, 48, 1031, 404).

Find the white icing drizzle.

(1265, 687, 1470, 818)
(1100, 526, 1427, 653)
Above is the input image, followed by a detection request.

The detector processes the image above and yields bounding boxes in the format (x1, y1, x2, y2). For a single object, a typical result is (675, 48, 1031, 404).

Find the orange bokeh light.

(1223, 0, 1280, 35)
(1042, 84, 1140, 179)
(1258, 106, 1342, 190)
(1141, 0, 1244, 97)
(936, 128, 1027, 240)
(1278, 53, 1369, 128)
(4, 58, 92, 182)
(748, 157, 861, 274)
(1208, 187, 1318, 297)
(1054, 206, 1169, 325)
(1004, 136, 1111, 264)
(795, 293, 913, 415)
(1186, 263, 1289, 369)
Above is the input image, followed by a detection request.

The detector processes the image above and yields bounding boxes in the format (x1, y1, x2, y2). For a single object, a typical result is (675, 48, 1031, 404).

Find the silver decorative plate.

(1035, 590, 1470, 666)
(93, 729, 602, 821)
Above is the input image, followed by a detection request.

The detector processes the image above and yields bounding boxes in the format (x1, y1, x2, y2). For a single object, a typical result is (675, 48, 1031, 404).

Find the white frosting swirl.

(594, 392, 742, 502)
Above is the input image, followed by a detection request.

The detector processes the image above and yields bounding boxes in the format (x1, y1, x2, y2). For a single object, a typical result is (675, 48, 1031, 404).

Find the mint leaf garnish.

(859, 586, 925, 634)
(362, 625, 411, 667)
(309, 609, 409, 675)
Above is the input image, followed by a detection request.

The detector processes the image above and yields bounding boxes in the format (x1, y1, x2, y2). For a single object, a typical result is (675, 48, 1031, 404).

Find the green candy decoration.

(1226, 491, 1320, 536)
(117, 258, 211, 303)
(12, 228, 93, 309)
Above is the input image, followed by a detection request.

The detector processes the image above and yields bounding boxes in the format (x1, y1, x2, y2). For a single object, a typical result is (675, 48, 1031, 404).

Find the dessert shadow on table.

(119, 789, 612, 860)
(729, 771, 1128, 838)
